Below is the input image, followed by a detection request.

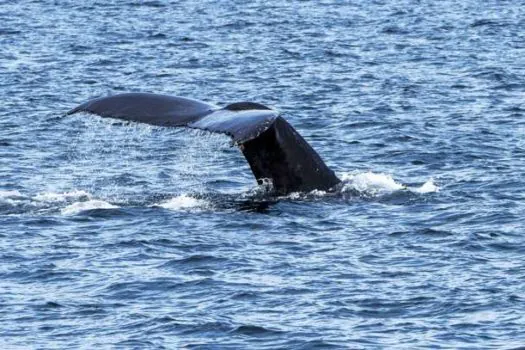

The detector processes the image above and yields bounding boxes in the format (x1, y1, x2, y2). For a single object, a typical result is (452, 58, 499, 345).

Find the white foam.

(413, 179, 439, 193)
(156, 194, 209, 211)
(309, 189, 327, 197)
(341, 171, 405, 195)
(0, 190, 29, 206)
(34, 190, 91, 202)
(0, 190, 23, 198)
(61, 200, 119, 215)
(340, 171, 438, 196)
(286, 192, 302, 200)
(286, 189, 328, 200)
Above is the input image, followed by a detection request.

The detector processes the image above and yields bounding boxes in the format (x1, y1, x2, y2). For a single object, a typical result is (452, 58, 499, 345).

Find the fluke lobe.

(67, 93, 341, 195)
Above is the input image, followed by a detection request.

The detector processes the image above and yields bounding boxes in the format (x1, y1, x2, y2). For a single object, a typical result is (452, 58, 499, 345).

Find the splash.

(2, 172, 437, 216)
(155, 194, 210, 211)
(286, 189, 327, 200)
(341, 171, 405, 195)
(339, 171, 438, 196)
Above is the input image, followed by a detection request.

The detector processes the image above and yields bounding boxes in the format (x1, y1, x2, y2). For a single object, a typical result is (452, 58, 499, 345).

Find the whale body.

(67, 93, 341, 194)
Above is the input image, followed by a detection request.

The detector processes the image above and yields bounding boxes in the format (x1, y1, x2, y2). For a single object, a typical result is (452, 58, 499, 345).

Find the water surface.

(1, 0, 524, 348)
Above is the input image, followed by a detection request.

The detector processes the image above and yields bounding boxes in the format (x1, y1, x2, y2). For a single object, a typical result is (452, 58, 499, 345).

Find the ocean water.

(1, 0, 524, 348)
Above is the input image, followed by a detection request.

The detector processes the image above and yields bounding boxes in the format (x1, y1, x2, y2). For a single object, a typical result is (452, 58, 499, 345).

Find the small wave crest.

(413, 179, 439, 194)
(61, 200, 119, 215)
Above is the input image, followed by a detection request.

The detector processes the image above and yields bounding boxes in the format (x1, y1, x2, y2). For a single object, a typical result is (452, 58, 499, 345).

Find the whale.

(67, 93, 341, 195)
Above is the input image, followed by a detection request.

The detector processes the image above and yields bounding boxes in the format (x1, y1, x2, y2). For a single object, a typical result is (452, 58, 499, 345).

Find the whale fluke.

(66, 93, 216, 127)
(67, 93, 340, 194)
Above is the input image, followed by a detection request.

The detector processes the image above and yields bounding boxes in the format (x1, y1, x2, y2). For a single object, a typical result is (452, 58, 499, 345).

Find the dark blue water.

(1, 1, 524, 348)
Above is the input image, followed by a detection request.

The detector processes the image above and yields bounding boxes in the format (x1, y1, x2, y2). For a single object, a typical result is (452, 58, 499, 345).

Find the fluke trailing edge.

(67, 93, 341, 194)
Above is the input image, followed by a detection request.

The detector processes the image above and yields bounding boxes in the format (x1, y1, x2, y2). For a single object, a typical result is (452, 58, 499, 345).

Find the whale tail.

(67, 93, 340, 194)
